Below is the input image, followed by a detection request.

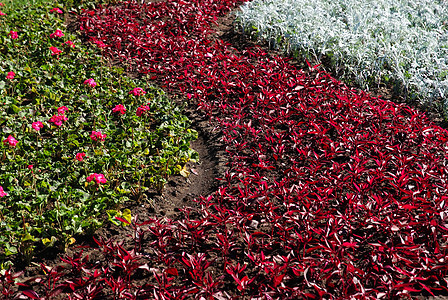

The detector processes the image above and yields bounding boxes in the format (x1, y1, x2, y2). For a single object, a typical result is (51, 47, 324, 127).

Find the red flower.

(6, 71, 15, 79)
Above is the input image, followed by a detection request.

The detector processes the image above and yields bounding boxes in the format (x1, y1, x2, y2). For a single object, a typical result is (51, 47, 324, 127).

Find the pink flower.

(49, 46, 62, 56)
(75, 152, 86, 162)
(49, 114, 68, 127)
(27, 165, 33, 170)
(64, 40, 75, 48)
(136, 104, 150, 117)
(49, 29, 64, 39)
(0, 11, 6, 16)
(9, 31, 18, 39)
(32, 121, 44, 131)
(0, 186, 7, 197)
(86, 173, 107, 184)
(83, 78, 97, 88)
(57, 106, 69, 115)
(3, 135, 18, 147)
(90, 131, 107, 142)
(129, 87, 146, 96)
(112, 104, 126, 115)
(6, 71, 15, 79)
(50, 7, 63, 14)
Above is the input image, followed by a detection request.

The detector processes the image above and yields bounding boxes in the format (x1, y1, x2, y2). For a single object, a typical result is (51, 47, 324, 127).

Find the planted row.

(0, 0, 197, 267)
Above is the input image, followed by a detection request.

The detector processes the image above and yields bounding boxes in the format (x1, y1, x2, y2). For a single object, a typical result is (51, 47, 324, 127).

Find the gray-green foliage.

(236, 0, 448, 114)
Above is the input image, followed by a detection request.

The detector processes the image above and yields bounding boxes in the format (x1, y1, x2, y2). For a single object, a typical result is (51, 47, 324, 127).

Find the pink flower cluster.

(130, 87, 146, 96)
(9, 31, 18, 39)
(86, 173, 107, 184)
(112, 104, 126, 115)
(75, 152, 86, 162)
(0, 11, 6, 16)
(3, 135, 18, 147)
(0, 186, 7, 197)
(49, 106, 69, 127)
(50, 29, 64, 39)
(84, 78, 97, 88)
(50, 7, 63, 14)
(57, 106, 69, 115)
(64, 40, 75, 48)
(6, 71, 14, 79)
(90, 131, 107, 142)
(50, 46, 62, 56)
(32, 121, 44, 131)
(136, 104, 150, 117)
(49, 115, 68, 127)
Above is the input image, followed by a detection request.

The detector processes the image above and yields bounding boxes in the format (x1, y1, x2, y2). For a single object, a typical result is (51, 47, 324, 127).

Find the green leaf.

(122, 208, 132, 225)
(4, 244, 18, 256)
(42, 236, 57, 247)
(179, 165, 190, 178)
(21, 233, 35, 242)
(10, 104, 20, 113)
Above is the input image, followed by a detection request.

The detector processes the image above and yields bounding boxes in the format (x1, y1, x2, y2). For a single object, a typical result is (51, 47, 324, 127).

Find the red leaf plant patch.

(8, 0, 448, 299)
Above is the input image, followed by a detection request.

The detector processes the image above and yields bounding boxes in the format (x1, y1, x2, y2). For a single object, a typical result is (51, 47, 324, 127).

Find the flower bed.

(0, 0, 197, 268)
(3, 0, 448, 298)
(235, 0, 448, 116)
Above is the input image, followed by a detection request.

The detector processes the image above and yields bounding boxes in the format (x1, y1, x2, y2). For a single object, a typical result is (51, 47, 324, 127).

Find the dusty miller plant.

(235, 0, 448, 116)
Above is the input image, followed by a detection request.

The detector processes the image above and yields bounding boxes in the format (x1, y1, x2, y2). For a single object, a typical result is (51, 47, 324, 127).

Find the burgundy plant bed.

(6, 0, 448, 299)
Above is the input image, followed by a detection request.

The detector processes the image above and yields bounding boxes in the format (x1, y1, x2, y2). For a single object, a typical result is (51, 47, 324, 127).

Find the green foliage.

(0, 0, 197, 266)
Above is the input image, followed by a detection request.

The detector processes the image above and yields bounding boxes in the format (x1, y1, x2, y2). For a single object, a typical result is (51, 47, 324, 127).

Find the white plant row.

(235, 0, 448, 112)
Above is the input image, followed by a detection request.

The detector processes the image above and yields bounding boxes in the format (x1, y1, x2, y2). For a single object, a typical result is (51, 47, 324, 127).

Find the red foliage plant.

(7, 0, 448, 299)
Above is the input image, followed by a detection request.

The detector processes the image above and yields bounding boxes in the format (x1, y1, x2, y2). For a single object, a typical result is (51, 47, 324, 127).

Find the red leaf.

(273, 273, 285, 287)
(237, 276, 249, 291)
(342, 242, 358, 248)
(114, 216, 130, 225)
(165, 268, 179, 276)
(21, 290, 40, 299)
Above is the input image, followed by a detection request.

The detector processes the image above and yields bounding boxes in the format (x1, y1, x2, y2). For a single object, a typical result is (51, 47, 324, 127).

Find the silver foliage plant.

(235, 0, 448, 113)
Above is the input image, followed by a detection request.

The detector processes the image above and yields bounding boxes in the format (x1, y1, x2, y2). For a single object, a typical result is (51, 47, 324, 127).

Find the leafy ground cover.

(0, 0, 197, 269)
(235, 0, 448, 117)
(2, 0, 448, 299)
